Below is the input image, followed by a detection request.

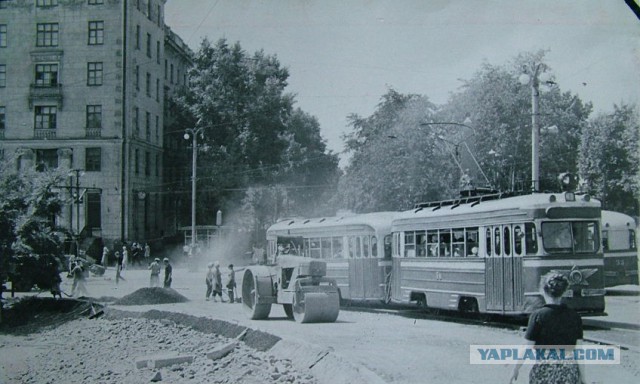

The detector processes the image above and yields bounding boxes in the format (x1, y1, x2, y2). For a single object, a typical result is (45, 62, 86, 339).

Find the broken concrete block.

(150, 371, 162, 382)
(206, 341, 238, 361)
(136, 354, 194, 369)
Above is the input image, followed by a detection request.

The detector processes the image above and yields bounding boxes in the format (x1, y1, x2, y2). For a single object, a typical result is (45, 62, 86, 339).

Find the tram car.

(390, 191, 606, 315)
(265, 212, 395, 303)
(601, 210, 639, 287)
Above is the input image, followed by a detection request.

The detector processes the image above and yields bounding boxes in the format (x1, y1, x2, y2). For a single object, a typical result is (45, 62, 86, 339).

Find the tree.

(579, 104, 640, 215)
(0, 164, 66, 293)
(441, 50, 592, 192)
(171, 38, 340, 237)
(336, 89, 457, 212)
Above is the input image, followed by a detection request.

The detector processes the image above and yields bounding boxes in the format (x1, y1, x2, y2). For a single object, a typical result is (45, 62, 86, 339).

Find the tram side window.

(466, 228, 479, 256)
(332, 237, 344, 258)
(440, 229, 452, 257)
(356, 236, 362, 258)
(416, 231, 426, 257)
(504, 227, 511, 256)
(525, 223, 538, 254)
(309, 238, 321, 258)
(404, 232, 416, 257)
(494, 227, 501, 255)
(371, 236, 378, 257)
(427, 230, 439, 257)
(452, 229, 465, 257)
(321, 238, 332, 259)
(384, 235, 392, 258)
(514, 225, 524, 255)
(363, 236, 370, 258)
(485, 228, 492, 256)
(349, 237, 356, 258)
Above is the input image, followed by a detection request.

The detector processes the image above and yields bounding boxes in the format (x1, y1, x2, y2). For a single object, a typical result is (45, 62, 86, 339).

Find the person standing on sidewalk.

(148, 258, 161, 287)
(212, 261, 225, 302)
(115, 251, 125, 284)
(226, 264, 236, 303)
(101, 246, 109, 269)
(163, 258, 173, 288)
(205, 263, 214, 300)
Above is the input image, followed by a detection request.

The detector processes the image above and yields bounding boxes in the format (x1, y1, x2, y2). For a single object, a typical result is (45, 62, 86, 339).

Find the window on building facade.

(155, 115, 159, 142)
(0, 25, 6, 48)
(34, 106, 57, 129)
(36, 23, 59, 47)
(0, 64, 5, 87)
(170, 63, 174, 83)
(157, 5, 162, 26)
(88, 0, 104, 5)
(155, 153, 159, 177)
(135, 65, 140, 90)
(164, 59, 167, 80)
(35, 63, 58, 86)
(146, 72, 150, 96)
(85, 147, 101, 171)
(146, 33, 151, 57)
(88, 21, 104, 45)
(145, 111, 150, 140)
(86, 105, 102, 128)
(135, 25, 140, 49)
(155, 78, 159, 101)
(147, 0, 152, 20)
(145, 151, 150, 176)
(135, 148, 140, 174)
(134, 107, 139, 135)
(87, 62, 103, 85)
(0, 1, 9, 9)
(35, 149, 58, 172)
(0, 106, 5, 130)
(156, 40, 160, 64)
(36, 0, 58, 7)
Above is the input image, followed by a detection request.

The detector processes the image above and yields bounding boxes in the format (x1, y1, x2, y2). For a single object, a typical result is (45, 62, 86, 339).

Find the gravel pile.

(6, 316, 317, 384)
(113, 287, 189, 306)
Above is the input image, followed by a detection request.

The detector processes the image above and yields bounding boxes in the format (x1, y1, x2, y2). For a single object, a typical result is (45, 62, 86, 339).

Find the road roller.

(242, 255, 340, 323)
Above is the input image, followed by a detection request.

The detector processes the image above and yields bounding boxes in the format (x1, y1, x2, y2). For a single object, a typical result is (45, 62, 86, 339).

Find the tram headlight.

(564, 192, 576, 201)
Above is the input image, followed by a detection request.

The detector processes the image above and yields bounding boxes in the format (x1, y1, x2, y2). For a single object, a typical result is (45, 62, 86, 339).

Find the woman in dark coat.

(510, 272, 586, 384)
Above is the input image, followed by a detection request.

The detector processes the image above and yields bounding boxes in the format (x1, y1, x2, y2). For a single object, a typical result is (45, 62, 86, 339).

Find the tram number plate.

(581, 289, 606, 297)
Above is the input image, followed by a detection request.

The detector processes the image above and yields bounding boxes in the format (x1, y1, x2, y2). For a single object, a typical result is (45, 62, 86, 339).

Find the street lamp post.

(68, 168, 84, 255)
(519, 63, 554, 192)
(184, 126, 204, 255)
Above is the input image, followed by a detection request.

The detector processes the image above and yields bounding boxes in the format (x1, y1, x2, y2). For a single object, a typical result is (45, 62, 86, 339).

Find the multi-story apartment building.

(0, 0, 192, 248)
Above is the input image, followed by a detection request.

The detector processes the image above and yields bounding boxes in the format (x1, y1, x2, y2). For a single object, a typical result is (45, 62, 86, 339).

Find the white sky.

(164, 0, 640, 158)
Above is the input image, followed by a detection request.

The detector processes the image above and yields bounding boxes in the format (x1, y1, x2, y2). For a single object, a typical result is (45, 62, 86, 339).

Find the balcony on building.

(28, 83, 64, 109)
(34, 128, 57, 139)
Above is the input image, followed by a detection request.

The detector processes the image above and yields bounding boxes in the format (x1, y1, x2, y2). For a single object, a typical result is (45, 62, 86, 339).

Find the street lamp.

(519, 64, 555, 192)
(68, 168, 84, 256)
(184, 126, 204, 255)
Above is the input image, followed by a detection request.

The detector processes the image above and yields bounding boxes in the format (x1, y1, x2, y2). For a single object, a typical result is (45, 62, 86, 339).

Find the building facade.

(0, 0, 192, 247)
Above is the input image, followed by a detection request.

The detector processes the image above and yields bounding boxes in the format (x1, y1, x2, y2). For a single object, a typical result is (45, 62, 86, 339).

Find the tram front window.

(541, 221, 598, 253)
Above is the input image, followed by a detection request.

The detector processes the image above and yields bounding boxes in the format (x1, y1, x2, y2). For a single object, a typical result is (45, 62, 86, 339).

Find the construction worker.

(226, 264, 236, 303)
(148, 258, 161, 287)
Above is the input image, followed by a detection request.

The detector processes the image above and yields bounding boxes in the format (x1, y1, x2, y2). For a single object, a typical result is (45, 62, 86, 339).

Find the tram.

(265, 212, 395, 303)
(601, 210, 638, 287)
(390, 191, 606, 315)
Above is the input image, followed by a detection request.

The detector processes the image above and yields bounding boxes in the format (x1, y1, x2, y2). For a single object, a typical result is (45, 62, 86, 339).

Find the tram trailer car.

(265, 212, 396, 304)
(390, 192, 606, 316)
(601, 210, 639, 287)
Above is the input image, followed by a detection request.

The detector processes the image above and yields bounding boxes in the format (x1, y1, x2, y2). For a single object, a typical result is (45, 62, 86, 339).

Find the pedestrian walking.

(226, 264, 236, 303)
(509, 272, 586, 384)
(148, 258, 161, 287)
(70, 261, 88, 297)
(205, 263, 214, 300)
(212, 261, 224, 302)
(115, 251, 125, 284)
(121, 245, 128, 270)
(101, 246, 109, 269)
(144, 243, 151, 262)
(163, 258, 173, 288)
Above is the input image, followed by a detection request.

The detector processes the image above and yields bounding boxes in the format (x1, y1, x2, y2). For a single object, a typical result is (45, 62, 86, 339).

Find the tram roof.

(602, 210, 638, 229)
(394, 192, 601, 226)
(267, 211, 397, 234)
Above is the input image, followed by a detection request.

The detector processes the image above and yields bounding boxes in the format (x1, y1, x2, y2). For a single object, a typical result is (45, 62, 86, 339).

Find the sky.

(164, 1, 640, 161)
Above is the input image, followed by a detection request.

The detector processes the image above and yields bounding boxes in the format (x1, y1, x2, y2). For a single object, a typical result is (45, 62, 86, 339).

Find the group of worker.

(205, 261, 236, 303)
(147, 257, 173, 288)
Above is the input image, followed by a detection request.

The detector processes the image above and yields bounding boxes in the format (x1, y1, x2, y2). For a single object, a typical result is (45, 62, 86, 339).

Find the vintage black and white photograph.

(0, 1, 639, 383)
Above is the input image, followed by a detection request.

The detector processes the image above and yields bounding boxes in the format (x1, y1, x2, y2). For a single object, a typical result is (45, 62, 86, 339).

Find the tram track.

(342, 303, 640, 351)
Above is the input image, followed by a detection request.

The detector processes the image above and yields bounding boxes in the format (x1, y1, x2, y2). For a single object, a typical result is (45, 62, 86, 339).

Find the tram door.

(486, 225, 523, 313)
(347, 235, 379, 300)
(348, 236, 365, 299)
